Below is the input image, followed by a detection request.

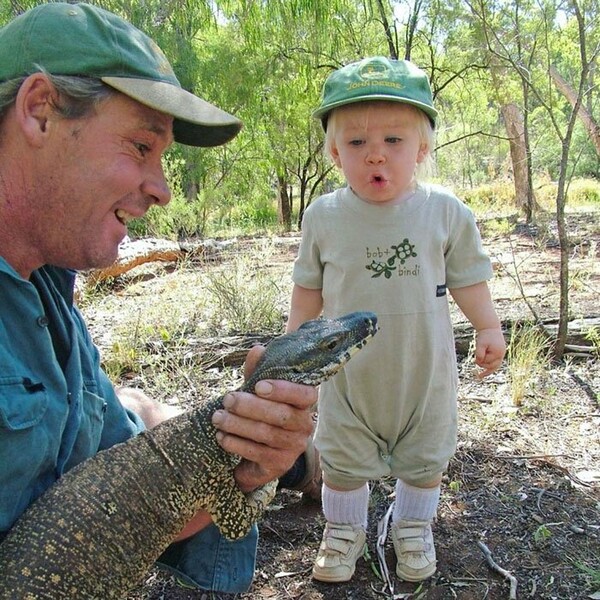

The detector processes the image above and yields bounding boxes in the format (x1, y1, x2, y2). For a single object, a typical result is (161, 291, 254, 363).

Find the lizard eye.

(324, 337, 341, 351)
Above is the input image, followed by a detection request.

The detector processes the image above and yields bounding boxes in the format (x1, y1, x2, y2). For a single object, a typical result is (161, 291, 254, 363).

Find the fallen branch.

(86, 238, 234, 283)
(477, 541, 518, 600)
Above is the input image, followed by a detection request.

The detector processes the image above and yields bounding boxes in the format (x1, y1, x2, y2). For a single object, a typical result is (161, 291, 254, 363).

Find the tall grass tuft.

(203, 242, 284, 334)
(507, 322, 551, 407)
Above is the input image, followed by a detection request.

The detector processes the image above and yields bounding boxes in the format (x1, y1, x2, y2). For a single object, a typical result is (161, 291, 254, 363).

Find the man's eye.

(134, 142, 151, 156)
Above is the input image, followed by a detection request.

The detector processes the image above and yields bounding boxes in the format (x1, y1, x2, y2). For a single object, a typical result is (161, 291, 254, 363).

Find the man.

(0, 2, 319, 593)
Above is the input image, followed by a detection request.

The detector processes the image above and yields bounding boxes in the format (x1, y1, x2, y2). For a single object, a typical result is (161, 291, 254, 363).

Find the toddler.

(287, 56, 506, 583)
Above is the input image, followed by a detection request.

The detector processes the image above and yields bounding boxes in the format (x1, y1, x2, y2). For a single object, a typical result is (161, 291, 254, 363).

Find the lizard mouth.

(310, 312, 379, 382)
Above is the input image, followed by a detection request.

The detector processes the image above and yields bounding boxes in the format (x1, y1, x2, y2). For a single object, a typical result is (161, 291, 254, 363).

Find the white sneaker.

(391, 519, 436, 581)
(312, 523, 366, 582)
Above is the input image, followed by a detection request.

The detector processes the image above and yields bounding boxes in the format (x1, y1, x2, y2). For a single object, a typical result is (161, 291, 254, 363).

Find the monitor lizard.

(0, 311, 377, 599)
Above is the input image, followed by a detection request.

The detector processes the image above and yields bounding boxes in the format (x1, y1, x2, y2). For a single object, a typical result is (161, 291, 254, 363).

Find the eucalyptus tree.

(211, 0, 396, 228)
(468, 0, 599, 359)
(546, 0, 599, 358)
(208, 0, 502, 226)
(463, 0, 540, 222)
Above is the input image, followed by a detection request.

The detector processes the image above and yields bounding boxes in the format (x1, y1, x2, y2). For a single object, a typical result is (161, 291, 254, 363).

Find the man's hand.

(211, 345, 317, 493)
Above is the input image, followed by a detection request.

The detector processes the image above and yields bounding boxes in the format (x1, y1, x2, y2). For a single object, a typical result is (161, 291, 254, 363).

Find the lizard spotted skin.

(0, 311, 377, 599)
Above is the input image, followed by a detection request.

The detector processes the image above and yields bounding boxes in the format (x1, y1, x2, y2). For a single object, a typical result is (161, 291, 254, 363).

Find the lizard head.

(246, 311, 378, 388)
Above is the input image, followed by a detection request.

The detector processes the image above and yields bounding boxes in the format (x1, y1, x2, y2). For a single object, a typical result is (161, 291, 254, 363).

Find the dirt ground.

(83, 211, 599, 600)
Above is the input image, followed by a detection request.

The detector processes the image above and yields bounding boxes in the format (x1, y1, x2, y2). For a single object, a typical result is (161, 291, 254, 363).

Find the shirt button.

(37, 315, 49, 327)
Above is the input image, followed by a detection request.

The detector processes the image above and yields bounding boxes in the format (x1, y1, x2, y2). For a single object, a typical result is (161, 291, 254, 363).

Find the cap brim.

(102, 76, 242, 147)
(313, 95, 438, 127)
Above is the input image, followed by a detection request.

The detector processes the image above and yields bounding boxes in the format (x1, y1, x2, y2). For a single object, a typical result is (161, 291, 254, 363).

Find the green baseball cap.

(0, 2, 241, 147)
(313, 56, 437, 128)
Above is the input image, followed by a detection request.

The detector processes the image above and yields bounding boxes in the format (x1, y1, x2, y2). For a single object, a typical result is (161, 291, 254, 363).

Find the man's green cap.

(313, 56, 437, 128)
(0, 3, 241, 147)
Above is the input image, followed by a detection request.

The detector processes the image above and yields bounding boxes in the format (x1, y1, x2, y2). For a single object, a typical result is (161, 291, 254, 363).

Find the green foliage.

(127, 155, 208, 238)
(448, 480, 461, 494)
(103, 338, 144, 381)
(533, 523, 553, 546)
(567, 179, 600, 206)
(584, 326, 600, 355)
(5, 0, 597, 232)
(570, 555, 600, 590)
(128, 196, 195, 239)
(219, 196, 278, 234)
(536, 178, 600, 210)
(124, 175, 597, 239)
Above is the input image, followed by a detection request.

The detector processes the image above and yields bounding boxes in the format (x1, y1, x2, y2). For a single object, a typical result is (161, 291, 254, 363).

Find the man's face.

(28, 92, 173, 272)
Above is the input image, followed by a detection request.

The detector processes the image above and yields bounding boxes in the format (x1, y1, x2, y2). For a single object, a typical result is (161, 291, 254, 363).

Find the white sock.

(322, 483, 369, 529)
(392, 479, 440, 523)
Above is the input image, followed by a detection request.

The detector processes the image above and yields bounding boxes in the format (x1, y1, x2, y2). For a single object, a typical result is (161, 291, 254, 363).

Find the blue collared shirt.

(0, 259, 144, 531)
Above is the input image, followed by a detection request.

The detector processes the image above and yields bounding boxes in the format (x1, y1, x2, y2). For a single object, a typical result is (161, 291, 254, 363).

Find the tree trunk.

(501, 103, 533, 220)
(555, 169, 569, 360)
(550, 65, 600, 156)
(488, 57, 537, 223)
(375, 0, 399, 59)
(277, 173, 292, 231)
(520, 79, 537, 223)
(404, 0, 423, 61)
(185, 181, 198, 202)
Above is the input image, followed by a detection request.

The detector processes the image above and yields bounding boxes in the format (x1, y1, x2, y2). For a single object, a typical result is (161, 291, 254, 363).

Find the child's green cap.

(313, 56, 437, 128)
(0, 2, 241, 147)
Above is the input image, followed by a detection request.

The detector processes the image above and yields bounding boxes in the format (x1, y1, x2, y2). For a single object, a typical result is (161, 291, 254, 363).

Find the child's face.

(329, 102, 428, 205)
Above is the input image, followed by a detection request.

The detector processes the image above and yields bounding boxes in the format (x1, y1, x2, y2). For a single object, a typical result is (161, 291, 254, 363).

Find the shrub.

(458, 181, 516, 215)
(536, 177, 600, 210)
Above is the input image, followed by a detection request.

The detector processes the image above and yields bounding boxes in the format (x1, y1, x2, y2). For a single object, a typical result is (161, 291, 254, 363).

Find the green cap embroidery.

(313, 56, 437, 128)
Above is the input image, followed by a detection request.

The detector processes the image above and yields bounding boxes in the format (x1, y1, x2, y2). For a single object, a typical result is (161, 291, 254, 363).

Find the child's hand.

(474, 328, 506, 378)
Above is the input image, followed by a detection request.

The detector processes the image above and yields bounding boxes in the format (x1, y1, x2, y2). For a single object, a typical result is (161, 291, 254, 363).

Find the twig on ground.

(259, 522, 295, 549)
(376, 502, 396, 598)
(536, 488, 546, 514)
(568, 524, 585, 534)
(497, 453, 573, 460)
(477, 541, 518, 600)
(497, 454, 593, 488)
(373, 504, 417, 599)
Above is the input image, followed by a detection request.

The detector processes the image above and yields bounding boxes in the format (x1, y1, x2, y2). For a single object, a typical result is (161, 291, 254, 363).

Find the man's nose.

(142, 165, 171, 206)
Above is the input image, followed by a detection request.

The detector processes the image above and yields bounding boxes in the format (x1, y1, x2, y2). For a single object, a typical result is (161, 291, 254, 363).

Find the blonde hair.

(324, 101, 436, 179)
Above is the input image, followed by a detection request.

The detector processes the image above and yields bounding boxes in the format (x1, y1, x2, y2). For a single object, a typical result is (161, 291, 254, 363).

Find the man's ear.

(14, 73, 57, 147)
